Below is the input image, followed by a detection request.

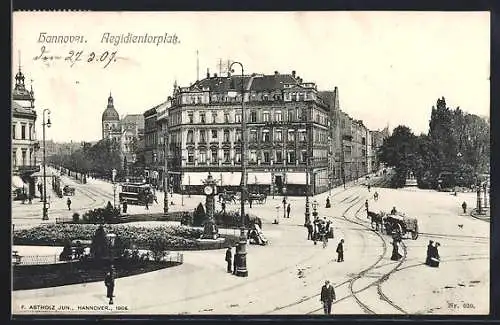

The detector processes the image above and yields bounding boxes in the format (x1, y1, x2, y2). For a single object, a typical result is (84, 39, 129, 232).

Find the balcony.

(16, 165, 40, 174)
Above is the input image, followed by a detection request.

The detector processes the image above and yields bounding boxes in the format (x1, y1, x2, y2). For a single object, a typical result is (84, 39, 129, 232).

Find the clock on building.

(204, 185, 213, 195)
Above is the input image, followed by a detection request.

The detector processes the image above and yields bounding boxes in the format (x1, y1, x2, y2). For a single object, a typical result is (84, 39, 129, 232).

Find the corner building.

(168, 70, 331, 196)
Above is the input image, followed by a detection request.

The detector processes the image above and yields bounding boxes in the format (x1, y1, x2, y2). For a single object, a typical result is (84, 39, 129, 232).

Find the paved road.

(12, 174, 489, 315)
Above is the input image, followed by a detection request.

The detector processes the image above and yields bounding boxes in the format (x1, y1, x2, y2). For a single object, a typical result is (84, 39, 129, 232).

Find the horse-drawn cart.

(63, 185, 75, 196)
(368, 210, 419, 240)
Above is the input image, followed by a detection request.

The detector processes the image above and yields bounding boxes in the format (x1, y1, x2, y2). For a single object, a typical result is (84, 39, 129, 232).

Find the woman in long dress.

(429, 242, 440, 267)
(390, 241, 402, 261)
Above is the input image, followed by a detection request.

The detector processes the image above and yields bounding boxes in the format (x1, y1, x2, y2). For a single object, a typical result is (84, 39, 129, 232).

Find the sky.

(12, 11, 490, 142)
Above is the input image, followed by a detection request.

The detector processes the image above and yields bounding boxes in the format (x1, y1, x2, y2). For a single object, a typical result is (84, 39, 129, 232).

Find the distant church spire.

(107, 91, 114, 108)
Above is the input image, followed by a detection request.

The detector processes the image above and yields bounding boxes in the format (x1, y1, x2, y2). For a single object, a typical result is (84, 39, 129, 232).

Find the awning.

(12, 176, 26, 188)
(32, 170, 55, 178)
(286, 172, 307, 185)
(219, 172, 242, 186)
(247, 172, 272, 185)
(181, 172, 211, 186)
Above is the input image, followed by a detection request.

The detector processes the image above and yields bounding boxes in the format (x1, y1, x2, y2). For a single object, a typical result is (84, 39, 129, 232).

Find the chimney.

(206, 68, 210, 79)
(292, 70, 296, 77)
(274, 71, 279, 75)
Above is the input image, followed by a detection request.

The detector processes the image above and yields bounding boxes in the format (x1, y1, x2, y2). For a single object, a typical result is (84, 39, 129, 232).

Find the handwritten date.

(33, 46, 117, 68)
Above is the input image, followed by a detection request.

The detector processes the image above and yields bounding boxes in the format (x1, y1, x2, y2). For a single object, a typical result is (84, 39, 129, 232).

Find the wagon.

(219, 191, 237, 204)
(63, 185, 75, 196)
(383, 212, 419, 240)
(248, 193, 267, 204)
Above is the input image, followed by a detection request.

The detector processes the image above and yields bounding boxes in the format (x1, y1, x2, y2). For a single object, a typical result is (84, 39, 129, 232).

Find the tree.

(90, 225, 108, 260)
(193, 203, 206, 227)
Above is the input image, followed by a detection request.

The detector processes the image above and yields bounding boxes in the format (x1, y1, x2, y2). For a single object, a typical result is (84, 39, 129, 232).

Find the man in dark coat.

(462, 201, 467, 214)
(67, 198, 72, 210)
(320, 280, 336, 315)
(429, 242, 440, 267)
(104, 267, 115, 305)
(286, 203, 291, 218)
(326, 197, 331, 208)
(425, 240, 434, 265)
(336, 239, 344, 262)
(222, 201, 226, 214)
(390, 241, 402, 261)
(307, 222, 313, 240)
(225, 247, 232, 273)
(122, 200, 128, 214)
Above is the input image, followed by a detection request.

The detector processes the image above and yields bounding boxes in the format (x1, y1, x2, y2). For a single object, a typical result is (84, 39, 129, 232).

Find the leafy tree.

(90, 225, 108, 260)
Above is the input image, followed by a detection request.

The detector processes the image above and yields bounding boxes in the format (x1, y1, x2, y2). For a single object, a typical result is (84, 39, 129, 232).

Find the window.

(250, 111, 257, 123)
(288, 109, 295, 122)
(300, 131, 307, 142)
(362, 137, 366, 145)
(188, 112, 194, 124)
(12, 150, 17, 167)
(288, 150, 296, 164)
(263, 130, 270, 142)
(188, 149, 194, 163)
(291, 93, 297, 101)
(275, 130, 282, 141)
(263, 94, 269, 101)
(235, 114, 242, 123)
(224, 112, 229, 123)
(250, 150, 257, 163)
(223, 149, 230, 162)
(235, 152, 241, 163)
(276, 151, 283, 163)
(12, 125, 15, 139)
(223, 129, 230, 142)
(21, 150, 26, 166)
(200, 112, 206, 124)
(263, 151, 270, 163)
(250, 130, 258, 142)
(275, 111, 282, 122)
(299, 93, 305, 101)
(199, 130, 206, 143)
(301, 150, 307, 163)
(211, 130, 218, 140)
(263, 111, 270, 122)
(236, 130, 242, 142)
(187, 130, 194, 143)
(21, 124, 26, 140)
(211, 148, 218, 163)
(288, 130, 295, 142)
(212, 112, 217, 124)
(28, 124, 32, 140)
(199, 151, 207, 164)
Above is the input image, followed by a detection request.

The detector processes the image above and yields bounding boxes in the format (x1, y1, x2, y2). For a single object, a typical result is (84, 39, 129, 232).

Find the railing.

(13, 253, 60, 266)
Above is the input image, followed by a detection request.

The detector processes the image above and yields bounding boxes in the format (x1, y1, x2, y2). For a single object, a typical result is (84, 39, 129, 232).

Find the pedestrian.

(368, 184, 371, 192)
(320, 280, 336, 315)
(462, 201, 467, 214)
(222, 201, 226, 214)
(374, 191, 379, 201)
(225, 247, 232, 273)
(429, 242, 440, 267)
(365, 200, 369, 212)
(122, 200, 128, 214)
(104, 267, 115, 305)
(287, 203, 291, 218)
(145, 199, 149, 210)
(28, 194, 32, 204)
(336, 239, 344, 262)
(249, 197, 253, 208)
(67, 197, 72, 210)
(391, 206, 397, 215)
(390, 241, 402, 261)
(326, 196, 331, 208)
(425, 240, 434, 265)
(307, 222, 313, 240)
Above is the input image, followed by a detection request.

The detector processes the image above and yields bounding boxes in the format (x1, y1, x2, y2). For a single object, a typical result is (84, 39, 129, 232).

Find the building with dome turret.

(101, 92, 121, 142)
(12, 61, 39, 198)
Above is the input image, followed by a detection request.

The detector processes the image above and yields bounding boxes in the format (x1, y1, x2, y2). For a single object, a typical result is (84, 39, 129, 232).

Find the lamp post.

(304, 114, 311, 227)
(42, 109, 51, 220)
(112, 168, 117, 208)
(476, 178, 482, 215)
(483, 182, 488, 208)
(163, 130, 169, 214)
(230, 61, 248, 277)
(181, 157, 186, 206)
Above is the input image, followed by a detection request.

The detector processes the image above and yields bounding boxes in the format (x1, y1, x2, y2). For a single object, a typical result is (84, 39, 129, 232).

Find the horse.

(368, 211, 384, 231)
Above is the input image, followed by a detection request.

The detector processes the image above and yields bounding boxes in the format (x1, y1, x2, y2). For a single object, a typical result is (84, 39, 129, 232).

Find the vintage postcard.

(11, 11, 490, 316)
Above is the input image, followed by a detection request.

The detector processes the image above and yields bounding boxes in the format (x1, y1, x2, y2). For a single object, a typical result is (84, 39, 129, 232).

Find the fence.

(12, 253, 60, 266)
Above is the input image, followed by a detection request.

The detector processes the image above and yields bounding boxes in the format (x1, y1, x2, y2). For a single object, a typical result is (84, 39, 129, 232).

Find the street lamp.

(42, 109, 51, 220)
(229, 61, 248, 277)
(163, 129, 169, 214)
(181, 157, 186, 206)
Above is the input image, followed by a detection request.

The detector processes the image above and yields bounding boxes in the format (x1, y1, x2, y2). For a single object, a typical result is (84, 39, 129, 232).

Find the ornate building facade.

(12, 65, 39, 197)
(166, 70, 331, 195)
(101, 93, 121, 142)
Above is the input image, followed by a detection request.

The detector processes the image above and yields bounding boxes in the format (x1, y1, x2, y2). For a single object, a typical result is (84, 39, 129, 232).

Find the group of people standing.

(306, 216, 332, 244)
(425, 240, 441, 267)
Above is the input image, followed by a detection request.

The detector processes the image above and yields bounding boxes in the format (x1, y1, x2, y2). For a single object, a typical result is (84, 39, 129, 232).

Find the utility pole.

(304, 107, 311, 226)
